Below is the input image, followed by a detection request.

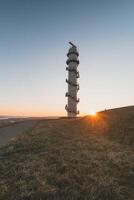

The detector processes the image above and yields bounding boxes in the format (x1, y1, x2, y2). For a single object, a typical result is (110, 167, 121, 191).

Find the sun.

(90, 111, 97, 117)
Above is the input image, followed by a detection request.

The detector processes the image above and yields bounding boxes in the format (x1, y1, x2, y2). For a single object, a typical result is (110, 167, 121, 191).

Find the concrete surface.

(0, 120, 37, 145)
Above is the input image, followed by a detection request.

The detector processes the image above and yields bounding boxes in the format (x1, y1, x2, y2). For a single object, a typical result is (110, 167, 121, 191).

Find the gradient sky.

(0, 0, 134, 116)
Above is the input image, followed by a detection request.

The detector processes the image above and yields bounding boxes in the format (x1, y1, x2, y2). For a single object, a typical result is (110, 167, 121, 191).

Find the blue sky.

(0, 0, 134, 116)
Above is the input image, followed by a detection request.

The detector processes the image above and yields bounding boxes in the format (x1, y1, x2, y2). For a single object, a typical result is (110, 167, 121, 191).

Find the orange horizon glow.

(0, 105, 93, 117)
(0, 106, 66, 117)
(0, 107, 92, 117)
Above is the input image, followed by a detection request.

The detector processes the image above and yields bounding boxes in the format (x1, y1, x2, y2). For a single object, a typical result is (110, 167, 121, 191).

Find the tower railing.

(65, 42, 80, 117)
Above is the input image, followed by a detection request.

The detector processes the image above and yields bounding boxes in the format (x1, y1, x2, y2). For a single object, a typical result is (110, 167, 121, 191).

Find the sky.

(0, 0, 134, 117)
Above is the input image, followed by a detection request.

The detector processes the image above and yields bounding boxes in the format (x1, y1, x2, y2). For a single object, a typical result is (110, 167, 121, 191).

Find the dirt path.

(0, 120, 37, 146)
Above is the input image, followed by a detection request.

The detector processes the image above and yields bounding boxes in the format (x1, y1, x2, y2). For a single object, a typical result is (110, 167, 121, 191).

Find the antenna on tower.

(69, 42, 76, 48)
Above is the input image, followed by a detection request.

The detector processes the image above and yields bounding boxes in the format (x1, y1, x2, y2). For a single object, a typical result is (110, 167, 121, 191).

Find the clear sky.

(0, 0, 134, 116)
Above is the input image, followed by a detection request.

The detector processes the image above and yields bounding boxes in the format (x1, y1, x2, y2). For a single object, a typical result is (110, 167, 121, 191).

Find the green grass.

(0, 106, 134, 200)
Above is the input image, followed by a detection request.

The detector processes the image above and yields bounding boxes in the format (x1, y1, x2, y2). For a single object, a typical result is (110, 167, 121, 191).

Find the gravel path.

(0, 120, 37, 145)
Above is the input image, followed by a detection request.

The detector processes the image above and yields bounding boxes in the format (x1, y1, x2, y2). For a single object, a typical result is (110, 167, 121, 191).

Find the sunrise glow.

(90, 111, 97, 117)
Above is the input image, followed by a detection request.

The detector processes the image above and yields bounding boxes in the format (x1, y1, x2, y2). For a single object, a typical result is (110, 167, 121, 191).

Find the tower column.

(65, 42, 80, 117)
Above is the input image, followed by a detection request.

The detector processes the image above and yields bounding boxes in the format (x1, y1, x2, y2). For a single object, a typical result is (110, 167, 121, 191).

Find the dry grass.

(0, 106, 134, 200)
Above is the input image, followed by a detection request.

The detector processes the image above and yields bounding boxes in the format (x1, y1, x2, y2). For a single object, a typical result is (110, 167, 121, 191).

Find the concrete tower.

(65, 42, 80, 117)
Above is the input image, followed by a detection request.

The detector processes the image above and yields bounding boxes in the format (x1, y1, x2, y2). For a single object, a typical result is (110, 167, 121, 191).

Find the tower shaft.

(65, 42, 80, 117)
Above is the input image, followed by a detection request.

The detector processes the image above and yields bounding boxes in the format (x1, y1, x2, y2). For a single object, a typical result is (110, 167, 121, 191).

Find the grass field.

(0, 106, 134, 200)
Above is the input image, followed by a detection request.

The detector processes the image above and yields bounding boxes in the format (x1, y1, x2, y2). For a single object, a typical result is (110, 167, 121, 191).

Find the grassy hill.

(0, 106, 134, 200)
